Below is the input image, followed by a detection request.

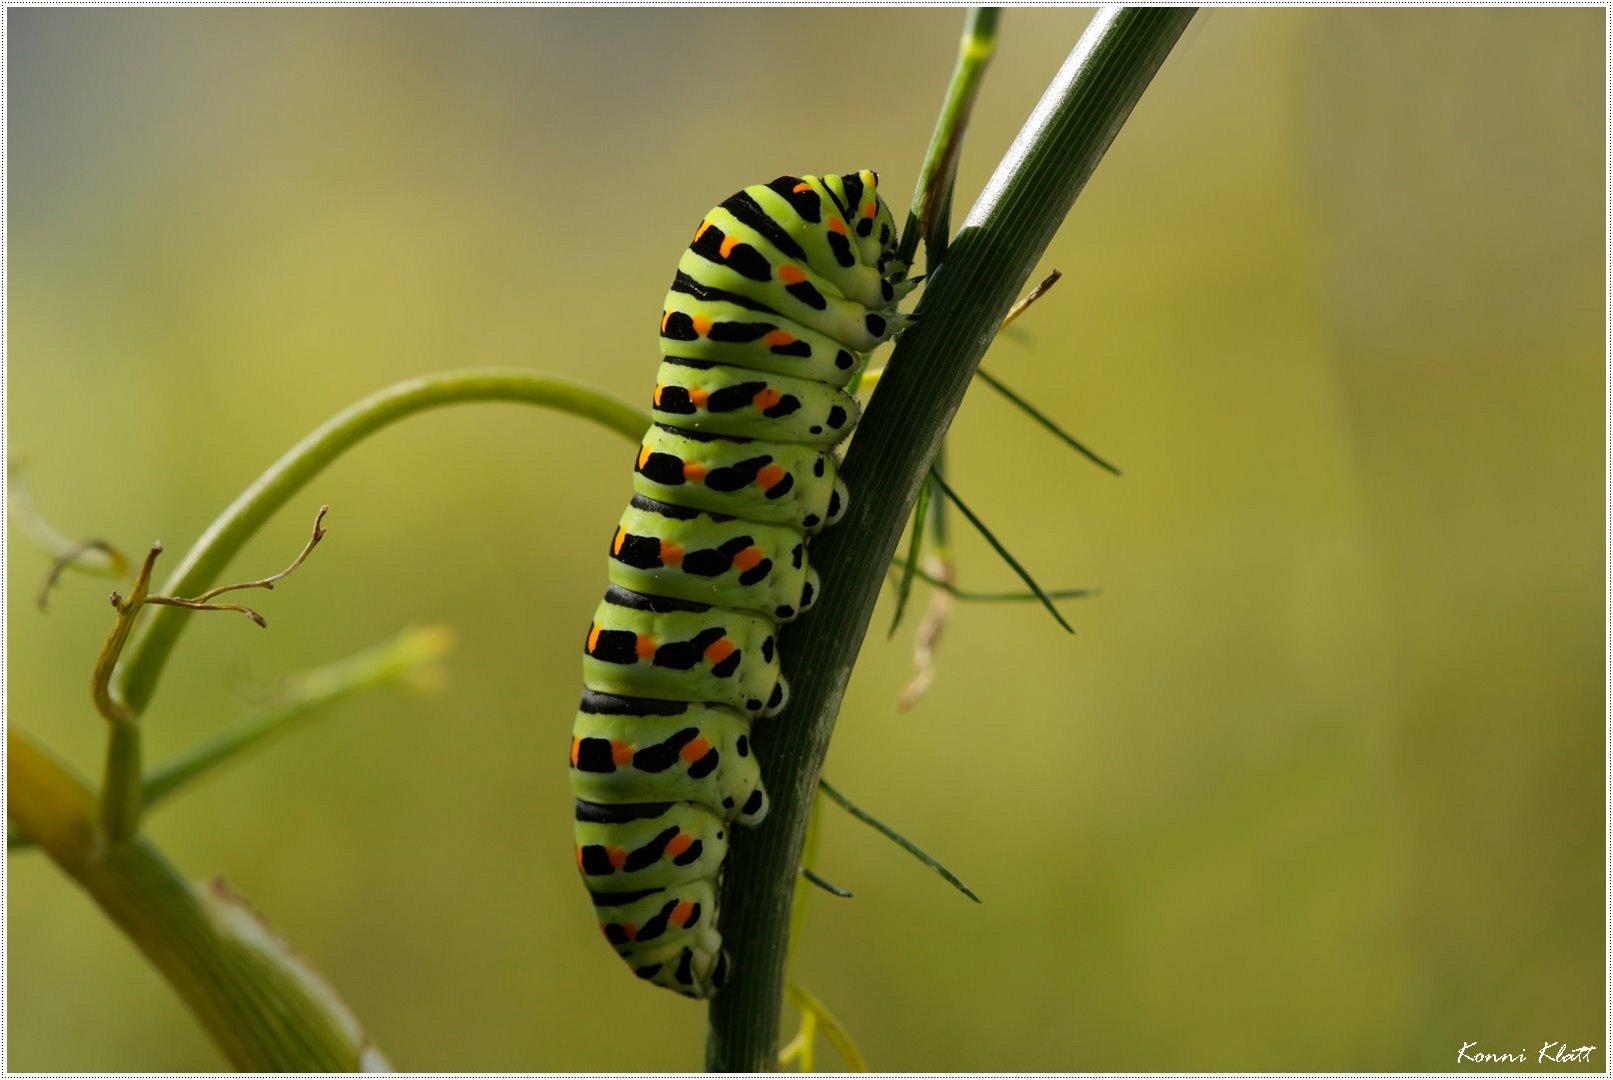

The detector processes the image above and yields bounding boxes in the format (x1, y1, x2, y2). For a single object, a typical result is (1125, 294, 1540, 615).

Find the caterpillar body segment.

(608, 497, 821, 622)
(575, 799, 731, 888)
(571, 694, 768, 824)
(571, 172, 909, 998)
(710, 172, 895, 312)
(673, 252, 889, 354)
(659, 296, 863, 387)
(592, 878, 726, 990)
(632, 423, 848, 534)
(582, 586, 786, 718)
(651, 357, 861, 447)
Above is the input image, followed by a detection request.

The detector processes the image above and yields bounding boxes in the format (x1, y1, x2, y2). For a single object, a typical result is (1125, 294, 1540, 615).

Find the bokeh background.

(7, 8, 1604, 1071)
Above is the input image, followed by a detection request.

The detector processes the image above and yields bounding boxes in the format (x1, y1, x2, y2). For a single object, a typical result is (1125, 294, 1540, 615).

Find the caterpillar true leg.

(569, 172, 909, 998)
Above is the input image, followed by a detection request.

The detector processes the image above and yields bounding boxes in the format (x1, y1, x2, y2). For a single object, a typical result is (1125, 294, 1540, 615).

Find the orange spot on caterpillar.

(778, 265, 806, 285)
(637, 445, 652, 470)
(827, 217, 846, 235)
(671, 900, 696, 927)
(636, 635, 656, 661)
(607, 846, 628, 870)
(756, 464, 786, 490)
(703, 638, 735, 665)
(694, 220, 713, 242)
(719, 235, 740, 259)
(680, 737, 712, 763)
(666, 832, 694, 857)
(612, 528, 626, 555)
(683, 461, 707, 483)
(792, 182, 812, 193)
(763, 330, 795, 347)
(570, 738, 582, 767)
(692, 315, 713, 337)
(733, 547, 763, 572)
(753, 388, 782, 410)
(611, 740, 633, 767)
(689, 388, 709, 407)
(587, 625, 601, 653)
(659, 539, 684, 566)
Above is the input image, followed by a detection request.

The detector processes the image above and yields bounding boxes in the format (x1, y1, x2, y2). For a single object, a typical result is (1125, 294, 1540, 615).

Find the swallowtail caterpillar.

(569, 172, 915, 997)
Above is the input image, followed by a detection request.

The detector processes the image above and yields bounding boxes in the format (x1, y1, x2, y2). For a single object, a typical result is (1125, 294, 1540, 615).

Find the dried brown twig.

(142, 506, 329, 627)
(92, 506, 330, 726)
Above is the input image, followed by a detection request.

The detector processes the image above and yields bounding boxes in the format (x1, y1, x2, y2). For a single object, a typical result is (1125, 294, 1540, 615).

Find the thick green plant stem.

(112, 369, 647, 719)
(705, 8, 1194, 1070)
(9, 728, 384, 1070)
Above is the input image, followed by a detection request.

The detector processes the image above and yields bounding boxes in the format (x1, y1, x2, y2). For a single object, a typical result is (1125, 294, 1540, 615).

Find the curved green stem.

(705, 9, 1194, 1069)
(111, 369, 647, 719)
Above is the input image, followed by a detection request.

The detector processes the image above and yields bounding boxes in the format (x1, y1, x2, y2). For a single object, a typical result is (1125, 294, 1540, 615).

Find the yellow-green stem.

(98, 723, 142, 845)
(9, 728, 383, 1070)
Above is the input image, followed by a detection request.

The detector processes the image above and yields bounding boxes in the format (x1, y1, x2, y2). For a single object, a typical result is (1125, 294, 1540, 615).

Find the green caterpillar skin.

(633, 423, 848, 531)
(609, 497, 822, 621)
(651, 358, 860, 446)
(570, 172, 911, 998)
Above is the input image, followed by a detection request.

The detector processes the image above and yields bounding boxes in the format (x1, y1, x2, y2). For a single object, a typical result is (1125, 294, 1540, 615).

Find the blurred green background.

(7, 8, 1603, 1071)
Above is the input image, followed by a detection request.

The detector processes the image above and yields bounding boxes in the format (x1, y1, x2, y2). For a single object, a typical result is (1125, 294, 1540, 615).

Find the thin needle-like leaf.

(889, 556, 1098, 603)
(975, 368, 1120, 476)
(819, 778, 981, 904)
(927, 468, 1074, 634)
(799, 867, 854, 899)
